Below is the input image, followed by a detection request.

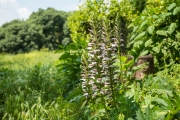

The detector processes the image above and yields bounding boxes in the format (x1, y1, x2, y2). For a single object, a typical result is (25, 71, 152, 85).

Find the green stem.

(100, 95, 111, 119)
(109, 67, 118, 112)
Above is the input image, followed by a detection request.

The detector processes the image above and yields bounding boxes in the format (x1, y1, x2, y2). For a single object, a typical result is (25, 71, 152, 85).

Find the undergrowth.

(0, 51, 84, 120)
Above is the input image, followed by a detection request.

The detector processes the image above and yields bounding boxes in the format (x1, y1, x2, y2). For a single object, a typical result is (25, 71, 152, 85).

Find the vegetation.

(129, 0, 180, 70)
(0, 0, 180, 119)
(0, 51, 84, 119)
(0, 8, 71, 53)
(0, 50, 59, 70)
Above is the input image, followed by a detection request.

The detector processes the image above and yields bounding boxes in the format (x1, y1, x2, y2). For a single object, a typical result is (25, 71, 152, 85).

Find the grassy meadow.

(0, 50, 83, 120)
(0, 50, 61, 70)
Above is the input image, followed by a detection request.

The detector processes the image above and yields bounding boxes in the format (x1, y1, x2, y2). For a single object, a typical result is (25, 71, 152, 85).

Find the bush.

(128, 0, 180, 70)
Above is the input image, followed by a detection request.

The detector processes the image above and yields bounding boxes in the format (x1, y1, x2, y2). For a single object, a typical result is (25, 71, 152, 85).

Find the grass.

(0, 50, 84, 120)
(0, 50, 61, 70)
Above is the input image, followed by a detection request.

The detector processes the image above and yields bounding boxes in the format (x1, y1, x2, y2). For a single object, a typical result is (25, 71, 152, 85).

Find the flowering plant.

(80, 14, 135, 119)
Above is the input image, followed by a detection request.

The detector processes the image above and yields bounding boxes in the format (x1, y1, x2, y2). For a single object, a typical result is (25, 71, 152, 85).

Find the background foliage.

(129, 0, 180, 70)
(0, 8, 71, 53)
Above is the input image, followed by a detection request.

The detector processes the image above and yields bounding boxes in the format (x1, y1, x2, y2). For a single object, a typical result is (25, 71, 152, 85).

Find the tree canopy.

(0, 8, 71, 53)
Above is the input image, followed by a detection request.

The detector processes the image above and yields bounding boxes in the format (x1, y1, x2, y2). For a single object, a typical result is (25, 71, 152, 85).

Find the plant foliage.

(0, 8, 71, 53)
(129, 0, 180, 70)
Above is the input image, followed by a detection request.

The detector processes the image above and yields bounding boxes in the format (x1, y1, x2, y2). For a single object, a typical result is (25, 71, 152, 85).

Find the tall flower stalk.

(81, 14, 123, 118)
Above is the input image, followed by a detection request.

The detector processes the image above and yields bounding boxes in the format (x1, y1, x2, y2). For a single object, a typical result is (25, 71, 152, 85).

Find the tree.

(27, 8, 69, 50)
(0, 8, 71, 53)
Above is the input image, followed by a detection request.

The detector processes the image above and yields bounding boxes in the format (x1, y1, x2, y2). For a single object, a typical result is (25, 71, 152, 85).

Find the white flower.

(92, 62, 97, 65)
(92, 85, 97, 90)
(88, 43, 94, 47)
(100, 47, 106, 50)
(108, 48, 112, 51)
(104, 82, 110, 85)
(88, 64, 94, 68)
(94, 49, 100, 53)
(81, 74, 85, 77)
(87, 47, 93, 50)
(111, 53, 116, 56)
(88, 54, 94, 58)
(120, 39, 124, 42)
(84, 93, 88, 96)
(80, 78, 86, 81)
(97, 55, 103, 59)
(111, 43, 118, 47)
(100, 43, 106, 47)
(89, 75, 95, 79)
(103, 57, 110, 61)
(89, 80, 94, 85)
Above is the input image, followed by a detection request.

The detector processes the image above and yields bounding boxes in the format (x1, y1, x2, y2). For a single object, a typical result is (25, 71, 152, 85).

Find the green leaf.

(66, 43, 77, 50)
(133, 26, 138, 33)
(176, 32, 180, 39)
(152, 45, 161, 53)
(129, 49, 138, 58)
(140, 50, 148, 56)
(152, 97, 168, 106)
(140, 20, 148, 29)
(145, 39, 153, 47)
(167, 3, 176, 11)
(156, 30, 167, 36)
(162, 49, 167, 56)
(153, 15, 159, 19)
(59, 45, 64, 49)
(151, 89, 173, 96)
(118, 114, 125, 120)
(59, 52, 70, 60)
(120, 56, 128, 63)
(133, 41, 143, 48)
(173, 7, 180, 15)
(147, 25, 155, 34)
(136, 109, 146, 120)
(134, 31, 146, 41)
(98, 109, 105, 113)
(167, 23, 177, 34)
(130, 34, 136, 40)
(127, 23, 134, 28)
(160, 12, 172, 18)
(154, 57, 158, 64)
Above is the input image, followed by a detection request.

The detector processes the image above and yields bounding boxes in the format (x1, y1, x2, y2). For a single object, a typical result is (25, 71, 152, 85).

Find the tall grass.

(0, 51, 84, 120)
(0, 50, 61, 70)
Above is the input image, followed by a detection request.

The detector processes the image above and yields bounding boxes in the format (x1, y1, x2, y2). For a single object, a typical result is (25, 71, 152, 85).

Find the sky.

(0, 0, 81, 26)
